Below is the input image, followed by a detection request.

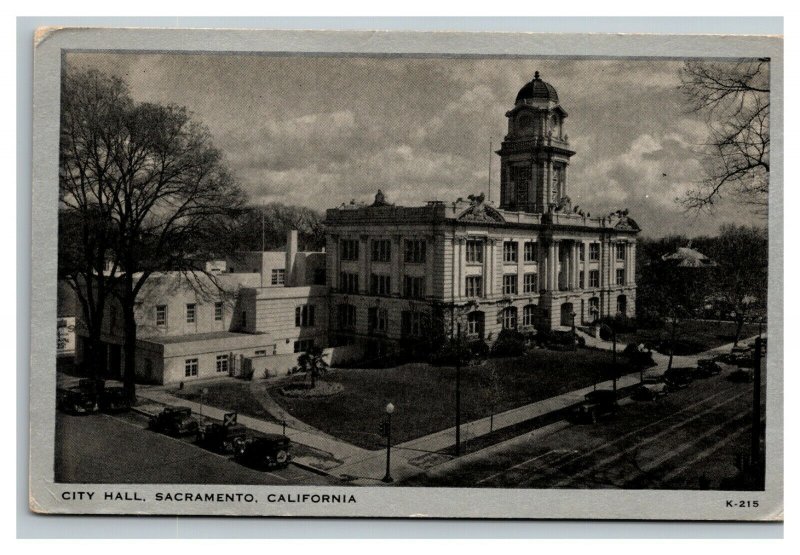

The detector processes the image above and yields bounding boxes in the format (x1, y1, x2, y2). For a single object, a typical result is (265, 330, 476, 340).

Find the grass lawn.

(269, 348, 642, 450)
(171, 380, 276, 423)
(616, 320, 763, 355)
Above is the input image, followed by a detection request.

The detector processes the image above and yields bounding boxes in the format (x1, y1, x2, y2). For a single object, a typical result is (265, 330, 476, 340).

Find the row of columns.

(451, 235, 635, 300)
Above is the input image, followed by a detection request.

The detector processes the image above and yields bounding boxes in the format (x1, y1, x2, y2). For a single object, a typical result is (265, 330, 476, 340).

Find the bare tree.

(59, 67, 244, 399)
(680, 60, 770, 212)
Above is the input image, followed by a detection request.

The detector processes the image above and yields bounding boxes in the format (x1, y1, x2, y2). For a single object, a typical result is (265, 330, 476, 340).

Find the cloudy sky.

(67, 52, 764, 237)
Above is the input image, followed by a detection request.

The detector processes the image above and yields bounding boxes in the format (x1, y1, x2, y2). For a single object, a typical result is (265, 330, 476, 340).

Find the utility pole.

(455, 323, 462, 456)
(750, 336, 763, 472)
(488, 137, 493, 203)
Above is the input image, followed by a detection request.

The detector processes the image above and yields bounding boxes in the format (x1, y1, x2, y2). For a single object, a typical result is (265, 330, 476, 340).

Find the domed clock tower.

(497, 71, 576, 213)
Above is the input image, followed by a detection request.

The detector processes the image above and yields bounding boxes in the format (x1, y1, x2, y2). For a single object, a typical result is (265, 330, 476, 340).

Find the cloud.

(65, 52, 765, 237)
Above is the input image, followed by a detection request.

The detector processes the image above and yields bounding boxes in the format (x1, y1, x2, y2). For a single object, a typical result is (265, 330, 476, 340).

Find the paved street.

(54, 409, 336, 485)
(404, 363, 765, 489)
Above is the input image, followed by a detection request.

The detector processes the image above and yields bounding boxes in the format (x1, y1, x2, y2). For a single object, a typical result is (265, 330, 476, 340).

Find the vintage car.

(77, 378, 106, 396)
(631, 376, 669, 401)
(148, 406, 199, 436)
(728, 368, 755, 383)
(693, 358, 724, 378)
(663, 367, 694, 390)
(234, 434, 292, 469)
(57, 387, 99, 415)
(197, 423, 249, 453)
(570, 390, 617, 424)
(98, 386, 132, 413)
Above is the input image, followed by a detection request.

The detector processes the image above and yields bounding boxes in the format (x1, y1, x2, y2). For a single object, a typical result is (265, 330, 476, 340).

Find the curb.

(290, 459, 334, 477)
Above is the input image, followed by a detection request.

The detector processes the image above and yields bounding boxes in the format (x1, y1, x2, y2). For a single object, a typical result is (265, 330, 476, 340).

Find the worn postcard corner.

(28, 27, 782, 521)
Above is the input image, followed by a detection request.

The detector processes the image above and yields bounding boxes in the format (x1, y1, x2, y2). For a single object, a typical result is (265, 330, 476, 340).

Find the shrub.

(598, 315, 637, 340)
(490, 329, 527, 357)
(468, 339, 490, 358)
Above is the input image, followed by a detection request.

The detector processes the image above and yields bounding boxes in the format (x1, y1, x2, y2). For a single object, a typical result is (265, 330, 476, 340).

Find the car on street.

(663, 367, 694, 390)
(234, 434, 292, 469)
(149, 406, 200, 437)
(728, 368, 754, 383)
(631, 375, 668, 401)
(197, 422, 249, 453)
(570, 390, 617, 424)
(98, 386, 132, 413)
(57, 387, 99, 415)
(693, 359, 724, 379)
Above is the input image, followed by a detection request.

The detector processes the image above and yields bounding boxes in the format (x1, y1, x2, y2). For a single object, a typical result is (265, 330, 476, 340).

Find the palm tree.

(296, 345, 329, 388)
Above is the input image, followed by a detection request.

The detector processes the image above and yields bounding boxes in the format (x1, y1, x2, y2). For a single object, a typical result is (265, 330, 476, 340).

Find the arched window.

(467, 311, 485, 338)
(501, 307, 518, 330)
(617, 295, 627, 316)
(522, 304, 537, 327)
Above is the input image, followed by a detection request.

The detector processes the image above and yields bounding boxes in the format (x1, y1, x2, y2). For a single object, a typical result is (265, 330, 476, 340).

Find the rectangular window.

(524, 241, 538, 263)
(465, 275, 483, 298)
(401, 311, 428, 337)
(294, 339, 315, 353)
(503, 274, 518, 295)
(214, 301, 223, 321)
(589, 270, 600, 288)
(403, 275, 426, 299)
(368, 307, 389, 333)
(404, 239, 427, 264)
(579, 271, 585, 289)
(503, 241, 518, 263)
(339, 272, 359, 294)
(616, 268, 625, 285)
(271, 268, 285, 285)
(337, 304, 356, 330)
(617, 243, 627, 261)
(295, 305, 316, 327)
(590, 243, 600, 261)
(215, 354, 229, 374)
(579, 243, 586, 262)
(241, 310, 247, 329)
(523, 305, 536, 327)
(254, 349, 267, 357)
(340, 239, 360, 261)
(184, 358, 198, 377)
(155, 305, 167, 327)
(186, 303, 196, 324)
(370, 274, 391, 296)
(523, 272, 537, 293)
(465, 240, 483, 264)
(371, 239, 392, 262)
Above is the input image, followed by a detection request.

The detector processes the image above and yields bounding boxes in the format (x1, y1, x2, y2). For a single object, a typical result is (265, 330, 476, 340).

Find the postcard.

(28, 27, 783, 520)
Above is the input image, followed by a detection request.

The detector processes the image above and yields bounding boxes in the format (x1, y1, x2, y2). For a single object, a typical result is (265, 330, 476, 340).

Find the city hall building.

(325, 72, 640, 349)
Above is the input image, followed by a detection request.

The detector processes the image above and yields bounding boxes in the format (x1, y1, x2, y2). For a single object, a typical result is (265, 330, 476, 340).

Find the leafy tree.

(680, 60, 770, 212)
(706, 224, 768, 345)
(294, 345, 329, 388)
(59, 67, 244, 399)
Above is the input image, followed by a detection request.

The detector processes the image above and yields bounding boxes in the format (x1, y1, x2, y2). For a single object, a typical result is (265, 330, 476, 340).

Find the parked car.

(663, 367, 693, 390)
(98, 386, 132, 413)
(57, 387, 99, 415)
(631, 376, 668, 401)
(234, 434, 292, 469)
(77, 378, 105, 396)
(693, 359, 724, 378)
(149, 406, 199, 436)
(728, 368, 754, 383)
(197, 423, 249, 453)
(571, 390, 617, 424)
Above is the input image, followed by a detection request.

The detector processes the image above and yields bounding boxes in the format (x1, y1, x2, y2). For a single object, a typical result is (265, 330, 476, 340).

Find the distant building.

(73, 231, 337, 384)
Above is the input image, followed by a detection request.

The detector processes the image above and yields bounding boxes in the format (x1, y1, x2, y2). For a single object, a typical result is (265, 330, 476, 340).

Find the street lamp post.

(570, 311, 577, 343)
(455, 323, 462, 456)
(382, 402, 395, 483)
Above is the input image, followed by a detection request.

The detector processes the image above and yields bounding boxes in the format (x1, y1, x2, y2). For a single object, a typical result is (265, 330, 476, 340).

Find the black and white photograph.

(28, 28, 783, 520)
